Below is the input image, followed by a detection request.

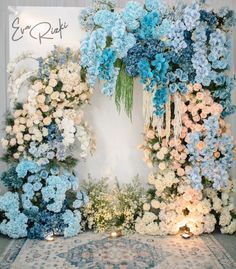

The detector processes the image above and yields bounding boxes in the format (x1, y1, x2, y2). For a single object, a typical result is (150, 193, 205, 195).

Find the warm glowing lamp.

(109, 230, 122, 239)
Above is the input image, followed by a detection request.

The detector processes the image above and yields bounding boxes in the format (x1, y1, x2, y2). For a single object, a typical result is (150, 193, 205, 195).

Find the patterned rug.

(0, 233, 236, 269)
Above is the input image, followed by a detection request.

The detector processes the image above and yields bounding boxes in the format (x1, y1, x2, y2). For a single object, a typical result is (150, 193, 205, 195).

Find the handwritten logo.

(11, 17, 69, 44)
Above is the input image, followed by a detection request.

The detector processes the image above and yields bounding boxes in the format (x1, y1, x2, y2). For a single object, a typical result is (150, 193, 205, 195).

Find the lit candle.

(45, 233, 54, 241)
(181, 231, 191, 239)
(109, 230, 122, 238)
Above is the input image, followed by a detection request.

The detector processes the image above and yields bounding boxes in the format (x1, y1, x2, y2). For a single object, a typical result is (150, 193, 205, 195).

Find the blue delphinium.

(122, 1, 145, 31)
(209, 29, 229, 70)
(145, 0, 166, 14)
(183, 3, 200, 31)
(111, 18, 136, 58)
(138, 58, 153, 85)
(192, 23, 211, 86)
(153, 87, 168, 116)
(169, 20, 187, 52)
(138, 11, 159, 40)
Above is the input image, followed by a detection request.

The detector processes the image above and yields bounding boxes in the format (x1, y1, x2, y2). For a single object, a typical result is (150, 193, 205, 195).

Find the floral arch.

(0, 0, 236, 239)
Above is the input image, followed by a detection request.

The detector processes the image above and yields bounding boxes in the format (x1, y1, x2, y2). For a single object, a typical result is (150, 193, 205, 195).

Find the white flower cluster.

(136, 170, 218, 236)
(205, 180, 236, 234)
(7, 52, 35, 110)
(1, 47, 95, 165)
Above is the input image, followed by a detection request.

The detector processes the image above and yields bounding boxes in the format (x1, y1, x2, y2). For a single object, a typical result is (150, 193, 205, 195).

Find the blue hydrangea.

(16, 159, 39, 178)
(62, 210, 82, 237)
(1, 166, 23, 189)
(0, 192, 28, 238)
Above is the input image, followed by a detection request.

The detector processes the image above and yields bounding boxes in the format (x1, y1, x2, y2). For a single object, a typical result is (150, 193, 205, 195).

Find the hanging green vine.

(115, 60, 134, 119)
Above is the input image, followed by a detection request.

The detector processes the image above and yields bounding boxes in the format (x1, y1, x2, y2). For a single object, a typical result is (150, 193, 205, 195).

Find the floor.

(0, 232, 235, 261)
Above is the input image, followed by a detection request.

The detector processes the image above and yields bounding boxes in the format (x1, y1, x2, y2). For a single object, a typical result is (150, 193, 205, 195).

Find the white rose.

(1, 139, 9, 147)
(5, 126, 12, 133)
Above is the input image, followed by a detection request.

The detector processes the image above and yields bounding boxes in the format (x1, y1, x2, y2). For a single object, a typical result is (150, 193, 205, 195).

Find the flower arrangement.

(137, 85, 236, 235)
(0, 47, 95, 239)
(80, 0, 236, 119)
(81, 175, 147, 233)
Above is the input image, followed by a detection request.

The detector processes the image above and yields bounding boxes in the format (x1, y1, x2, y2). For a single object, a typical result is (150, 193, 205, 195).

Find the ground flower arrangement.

(1, 0, 236, 240)
(0, 47, 95, 239)
(81, 175, 146, 233)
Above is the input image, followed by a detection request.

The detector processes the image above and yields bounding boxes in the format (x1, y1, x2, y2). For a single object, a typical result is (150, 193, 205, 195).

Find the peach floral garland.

(136, 84, 236, 235)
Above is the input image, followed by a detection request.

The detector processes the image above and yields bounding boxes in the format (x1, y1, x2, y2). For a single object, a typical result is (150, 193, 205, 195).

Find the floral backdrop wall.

(80, 0, 236, 236)
(0, 0, 236, 239)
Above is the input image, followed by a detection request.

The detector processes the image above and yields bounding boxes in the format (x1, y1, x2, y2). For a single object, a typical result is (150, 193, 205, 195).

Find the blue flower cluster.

(80, 0, 236, 118)
(167, 69, 188, 94)
(0, 158, 88, 239)
(0, 192, 28, 238)
(62, 210, 82, 237)
(187, 116, 235, 190)
(29, 141, 69, 165)
(169, 20, 187, 52)
(37, 46, 72, 79)
(153, 87, 168, 116)
(183, 3, 200, 31)
(1, 166, 23, 189)
(122, 1, 144, 31)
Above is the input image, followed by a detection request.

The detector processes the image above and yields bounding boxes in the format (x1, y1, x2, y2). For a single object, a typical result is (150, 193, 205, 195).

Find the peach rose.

(37, 95, 46, 104)
(151, 200, 160, 209)
(146, 130, 155, 139)
(153, 143, 160, 150)
(14, 110, 22, 118)
(45, 86, 53, 94)
(193, 115, 200, 122)
(41, 105, 49, 113)
(177, 168, 185, 176)
(196, 141, 205, 151)
(24, 134, 31, 141)
(161, 147, 168, 154)
(143, 203, 151, 211)
(196, 92, 204, 100)
(43, 117, 52, 126)
(214, 151, 221, 158)
(49, 79, 58, 87)
(159, 162, 166, 170)
(13, 153, 20, 159)
(193, 83, 202, 91)
(156, 151, 165, 160)
(10, 138, 16, 146)
(51, 91, 60, 100)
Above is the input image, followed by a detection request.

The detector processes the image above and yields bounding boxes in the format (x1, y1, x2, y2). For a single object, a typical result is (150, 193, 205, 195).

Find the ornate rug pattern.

(0, 233, 236, 269)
